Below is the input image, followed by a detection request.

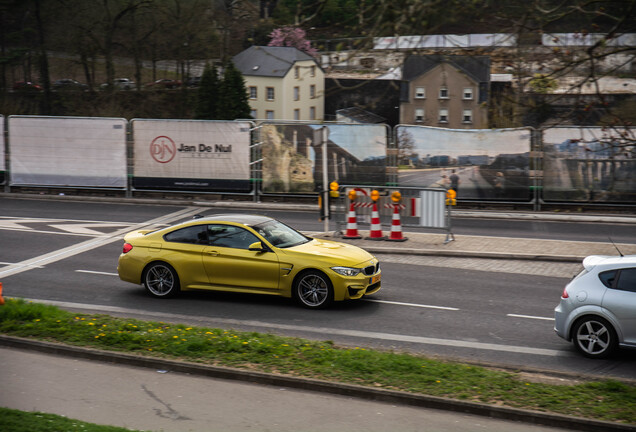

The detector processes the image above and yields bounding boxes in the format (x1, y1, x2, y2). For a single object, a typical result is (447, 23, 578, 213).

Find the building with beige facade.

(233, 46, 324, 121)
(400, 55, 490, 129)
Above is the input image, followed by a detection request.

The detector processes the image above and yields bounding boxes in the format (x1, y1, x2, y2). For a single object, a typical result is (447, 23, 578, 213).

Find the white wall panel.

(9, 116, 127, 187)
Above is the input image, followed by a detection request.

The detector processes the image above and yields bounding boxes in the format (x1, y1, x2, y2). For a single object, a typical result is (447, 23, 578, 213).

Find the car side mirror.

(248, 241, 266, 252)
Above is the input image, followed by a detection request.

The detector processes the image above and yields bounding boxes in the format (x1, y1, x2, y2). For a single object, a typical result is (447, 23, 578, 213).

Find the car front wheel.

(572, 316, 617, 359)
(294, 271, 333, 309)
(143, 262, 179, 298)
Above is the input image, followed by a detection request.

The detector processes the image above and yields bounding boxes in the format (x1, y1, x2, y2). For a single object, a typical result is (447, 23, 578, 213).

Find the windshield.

(252, 220, 310, 248)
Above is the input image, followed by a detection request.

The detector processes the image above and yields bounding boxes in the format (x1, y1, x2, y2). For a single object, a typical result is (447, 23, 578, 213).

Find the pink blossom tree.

(267, 26, 318, 57)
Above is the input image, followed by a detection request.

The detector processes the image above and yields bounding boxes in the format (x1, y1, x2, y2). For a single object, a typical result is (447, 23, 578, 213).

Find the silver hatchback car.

(554, 255, 636, 358)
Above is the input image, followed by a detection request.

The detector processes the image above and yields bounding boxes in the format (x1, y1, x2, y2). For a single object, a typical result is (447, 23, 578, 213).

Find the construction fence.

(1, 115, 635, 209)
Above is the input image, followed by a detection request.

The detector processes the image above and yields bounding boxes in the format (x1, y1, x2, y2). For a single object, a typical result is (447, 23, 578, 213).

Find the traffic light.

(329, 181, 339, 198)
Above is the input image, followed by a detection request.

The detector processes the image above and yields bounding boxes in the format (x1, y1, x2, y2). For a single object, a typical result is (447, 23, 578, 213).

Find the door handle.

(205, 250, 219, 256)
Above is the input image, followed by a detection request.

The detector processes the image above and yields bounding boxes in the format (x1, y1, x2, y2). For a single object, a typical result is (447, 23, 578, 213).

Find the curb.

(0, 335, 634, 432)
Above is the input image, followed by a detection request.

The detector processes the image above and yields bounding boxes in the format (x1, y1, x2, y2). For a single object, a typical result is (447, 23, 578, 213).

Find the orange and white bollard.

(387, 204, 407, 241)
(0, 282, 4, 305)
(343, 202, 362, 239)
(366, 201, 385, 240)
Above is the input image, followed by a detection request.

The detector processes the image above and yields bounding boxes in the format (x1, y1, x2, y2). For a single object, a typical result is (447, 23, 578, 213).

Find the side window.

(599, 270, 616, 288)
(164, 225, 207, 245)
(616, 268, 636, 293)
(207, 224, 259, 250)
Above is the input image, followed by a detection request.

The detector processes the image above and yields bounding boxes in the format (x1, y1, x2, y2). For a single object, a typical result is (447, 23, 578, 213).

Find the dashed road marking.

(75, 270, 119, 276)
(507, 313, 554, 321)
(365, 299, 459, 310)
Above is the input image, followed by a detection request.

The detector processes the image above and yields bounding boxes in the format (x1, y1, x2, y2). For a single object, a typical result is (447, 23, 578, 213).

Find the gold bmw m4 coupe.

(118, 214, 381, 309)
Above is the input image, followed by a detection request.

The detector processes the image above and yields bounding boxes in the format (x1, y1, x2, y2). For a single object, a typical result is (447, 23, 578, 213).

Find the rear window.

(599, 270, 616, 288)
(164, 225, 207, 245)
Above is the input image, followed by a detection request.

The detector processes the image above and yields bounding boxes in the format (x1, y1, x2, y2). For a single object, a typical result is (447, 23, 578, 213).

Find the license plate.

(370, 274, 381, 284)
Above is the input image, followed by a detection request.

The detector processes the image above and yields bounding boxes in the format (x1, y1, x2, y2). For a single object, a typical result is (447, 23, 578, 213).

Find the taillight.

(561, 287, 569, 299)
(122, 243, 133, 254)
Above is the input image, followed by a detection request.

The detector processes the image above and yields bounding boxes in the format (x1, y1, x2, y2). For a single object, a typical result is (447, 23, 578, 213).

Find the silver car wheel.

(295, 271, 333, 309)
(144, 263, 179, 298)
(573, 317, 616, 359)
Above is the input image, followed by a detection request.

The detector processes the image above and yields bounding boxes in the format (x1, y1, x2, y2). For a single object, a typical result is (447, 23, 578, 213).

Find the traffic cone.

(0, 282, 4, 306)
(387, 204, 407, 242)
(342, 202, 362, 239)
(366, 202, 385, 240)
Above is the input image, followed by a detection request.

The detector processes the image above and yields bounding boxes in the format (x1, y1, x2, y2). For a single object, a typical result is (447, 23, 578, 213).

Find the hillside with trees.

(0, 0, 634, 129)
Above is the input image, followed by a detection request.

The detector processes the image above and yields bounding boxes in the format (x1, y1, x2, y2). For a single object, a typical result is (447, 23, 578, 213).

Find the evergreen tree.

(218, 61, 252, 120)
(194, 63, 220, 119)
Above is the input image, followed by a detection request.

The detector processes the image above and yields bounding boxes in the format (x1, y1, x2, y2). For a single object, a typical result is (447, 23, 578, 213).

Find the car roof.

(583, 254, 636, 271)
(183, 213, 274, 227)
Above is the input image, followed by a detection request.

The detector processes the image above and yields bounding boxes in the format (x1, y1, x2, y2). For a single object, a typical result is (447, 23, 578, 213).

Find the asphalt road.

(1, 197, 635, 382)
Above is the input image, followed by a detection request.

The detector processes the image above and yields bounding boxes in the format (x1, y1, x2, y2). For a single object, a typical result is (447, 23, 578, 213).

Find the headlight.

(331, 266, 361, 276)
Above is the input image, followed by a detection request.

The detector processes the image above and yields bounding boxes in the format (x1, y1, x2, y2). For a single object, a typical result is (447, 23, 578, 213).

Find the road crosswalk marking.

(0, 207, 203, 278)
(0, 217, 139, 236)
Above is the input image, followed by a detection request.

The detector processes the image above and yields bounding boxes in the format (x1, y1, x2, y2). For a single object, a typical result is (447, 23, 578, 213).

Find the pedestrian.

(440, 174, 450, 189)
(449, 170, 460, 195)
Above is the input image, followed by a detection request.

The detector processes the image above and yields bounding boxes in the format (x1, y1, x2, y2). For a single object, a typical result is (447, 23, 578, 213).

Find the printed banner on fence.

(132, 119, 251, 191)
(8, 116, 127, 187)
(543, 127, 636, 202)
(395, 126, 532, 201)
(260, 123, 388, 193)
(0, 115, 5, 185)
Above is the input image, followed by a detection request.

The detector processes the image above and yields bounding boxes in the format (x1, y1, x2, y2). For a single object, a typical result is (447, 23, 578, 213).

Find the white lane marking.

(0, 226, 100, 237)
(0, 207, 202, 278)
(75, 270, 119, 276)
(22, 299, 567, 357)
(365, 299, 459, 311)
(507, 314, 554, 321)
(50, 223, 136, 236)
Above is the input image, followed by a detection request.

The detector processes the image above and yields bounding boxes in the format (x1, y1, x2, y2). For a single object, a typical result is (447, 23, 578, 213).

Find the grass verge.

(1, 298, 635, 425)
(0, 407, 145, 432)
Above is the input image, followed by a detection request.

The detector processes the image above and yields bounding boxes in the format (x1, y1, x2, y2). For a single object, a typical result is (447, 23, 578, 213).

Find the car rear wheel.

(572, 316, 617, 359)
(144, 262, 179, 298)
(294, 271, 333, 309)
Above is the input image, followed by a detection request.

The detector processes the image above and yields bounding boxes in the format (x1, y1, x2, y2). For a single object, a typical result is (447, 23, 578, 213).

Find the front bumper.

(332, 272, 381, 300)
